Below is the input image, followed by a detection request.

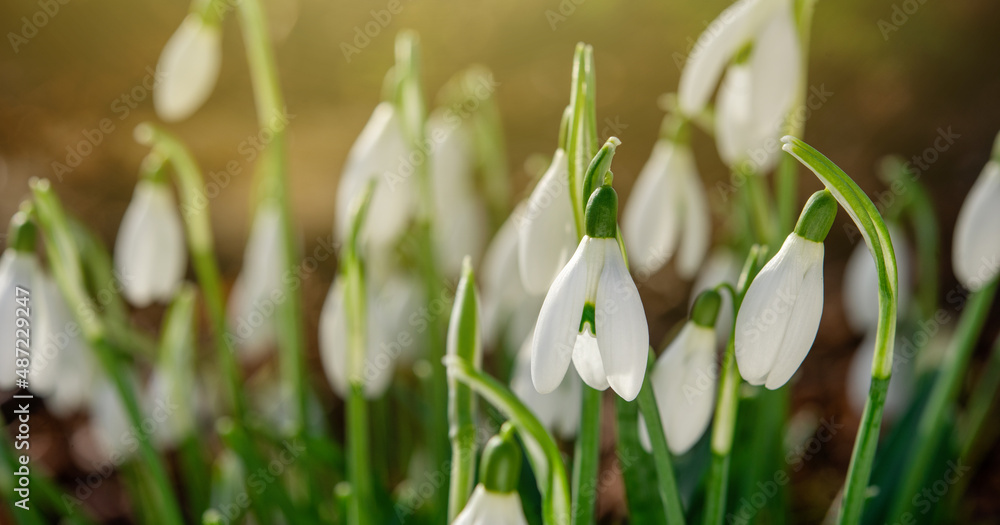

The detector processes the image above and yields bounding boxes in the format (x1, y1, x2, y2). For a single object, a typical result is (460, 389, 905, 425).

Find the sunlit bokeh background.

(2, 0, 1000, 521)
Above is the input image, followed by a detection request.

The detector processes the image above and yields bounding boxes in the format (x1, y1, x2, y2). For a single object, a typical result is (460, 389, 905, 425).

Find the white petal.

(715, 63, 755, 167)
(435, 196, 489, 277)
(0, 252, 38, 390)
(572, 331, 610, 391)
(31, 272, 94, 415)
(114, 181, 187, 307)
(319, 279, 350, 398)
(335, 103, 413, 246)
(531, 239, 589, 394)
(89, 377, 136, 463)
(512, 330, 582, 439)
(622, 140, 681, 276)
(649, 323, 717, 454)
(453, 485, 529, 525)
(594, 239, 649, 401)
(228, 206, 283, 359)
(481, 212, 525, 344)
(843, 224, 911, 333)
(675, 150, 711, 279)
(154, 14, 222, 122)
(953, 161, 1000, 290)
(517, 150, 577, 295)
(677, 0, 784, 115)
(735, 234, 823, 387)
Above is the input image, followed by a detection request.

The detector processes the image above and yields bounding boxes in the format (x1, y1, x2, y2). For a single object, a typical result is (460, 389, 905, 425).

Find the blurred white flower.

(153, 13, 222, 122)
(735, 232, 824, 389)
(622, 139, 710, 278)
(114, 180, 187, 307)
(691, 248, 741, 344)
(227, 205, 283, 360)
(89, 378, 135, 464)
(678, 0, 800, 173)
(480, 211, 543, 350)
(532, 235, 648, 401)
(31, 273, 95, 415)
(452, 485, 528, 525)
(952, 157, 1000, 291)
(510, 330, 580, 439)
(847, 330, 912, 421)
(516, 149, 577, 295)
(843, 224, 912, 333)
(428, 114, 488, 276)
(0, 248, 39, 390)
(335, 102, 413, 248)
(640, 322, 718, 455)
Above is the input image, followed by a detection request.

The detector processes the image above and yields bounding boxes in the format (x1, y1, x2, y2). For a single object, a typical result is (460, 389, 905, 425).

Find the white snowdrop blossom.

(843, 224, 912, 333)
(952, 152, 1000, 291)
(453, 486, 529, 525)
(516, 149, 577, 295)
(622, 138, 710, 279)
(114, 180, 187, 308)
(153, 13, 222, 122)
(227, 205, 283, 360)
(89, 378, 136, 464)
(481, 210, 535, 346)
(735, 190, 836, 389)
(532, 185, 649, 401)
(511, 330, 581, 439)
(0, 248, 39, 390)
(31, 273, 95, 415)
(428, 114, 488, 276)
(640, 304, 719, 454)
(678, 0, 801, 173)
(335, 102, 414, 248)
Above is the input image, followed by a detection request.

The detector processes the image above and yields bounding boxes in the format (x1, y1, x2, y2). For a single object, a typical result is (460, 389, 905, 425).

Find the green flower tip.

(480, 422, 521, 494)
(134, 122, 156, 146)
(794, 189, 838, 243)
(582, 136, 621, 223)
(558, 105, 572, 150)
(8, 208, 37, 253)
(29, 177, 50, 193)
(201, 510, 224, 525)
(691, 289, 722, 328)
(585, 184, 618, 239)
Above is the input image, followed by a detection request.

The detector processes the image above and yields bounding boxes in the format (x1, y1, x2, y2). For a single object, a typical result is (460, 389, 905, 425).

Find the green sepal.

(480, 423, 522, 494)
(584, 185, 618, 239)
(691, 289, 722, 328)
(793, 189, 837, 243)
(582, 137, 621, 209)
(8, 206, 37, 253)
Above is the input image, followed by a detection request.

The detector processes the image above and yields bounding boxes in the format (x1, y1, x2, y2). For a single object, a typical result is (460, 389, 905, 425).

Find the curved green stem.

(134, 123, 245, 419)
(780, 137, 898, 525)
(447, 260, 481, 519)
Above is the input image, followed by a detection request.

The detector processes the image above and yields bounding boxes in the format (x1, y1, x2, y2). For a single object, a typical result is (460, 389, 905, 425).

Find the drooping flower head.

(531, 138, 649, 401)
(735, 189, 836, 389)
(227, 203, 283, 359)
(1, 210, 40, 390)
(622, 118, 710, 279)
(114, 154, 187, 308)
(678, 0, 801, 173)
(952, 133, 1000, 291)
(153, 3, 223, 122)
(641, 289, 722, 455)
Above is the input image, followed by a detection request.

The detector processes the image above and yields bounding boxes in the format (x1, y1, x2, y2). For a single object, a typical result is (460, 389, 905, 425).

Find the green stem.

(959, 332, 1000, 461)
(30, 181, 185, 525)
(447, 261, 481, 520)
(235, 0, 309, 434)
(347, 385, 375, 525)
(134, 124, 245, 419)
(636, 368, 686, 525)
(571, 386, 602, 525)
(887, 279, 998, 523)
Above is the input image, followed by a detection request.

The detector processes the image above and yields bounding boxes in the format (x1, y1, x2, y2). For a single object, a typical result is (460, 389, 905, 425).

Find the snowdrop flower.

(114, 179, 187, 307)
(335, 102, 413, 248)
(847, 331, 912, 420)
(0, 211, 39, 390)
(691, 248, 742, 344)
(429, 114, 488, 276)
(481, 210, 542, 349)
(735, 190, 836, 389)
(153, 11, 222, 122)
(532, 178, 649, 401)
(511, 330, 581, 439)
(678, 0, 800, 173)
(89, 377, 135, 464)
(952, 138, 1000, 291)
(227, 204, 283, 360)
(622, 135, 710, 279)
(320, 274, 416, 399)
(640, 290, 722, 455)
(517, 148, 577, 295)
(843, 224, 912, 333)
(453, 424, 528, 525)
(31, 273, 95, 415)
